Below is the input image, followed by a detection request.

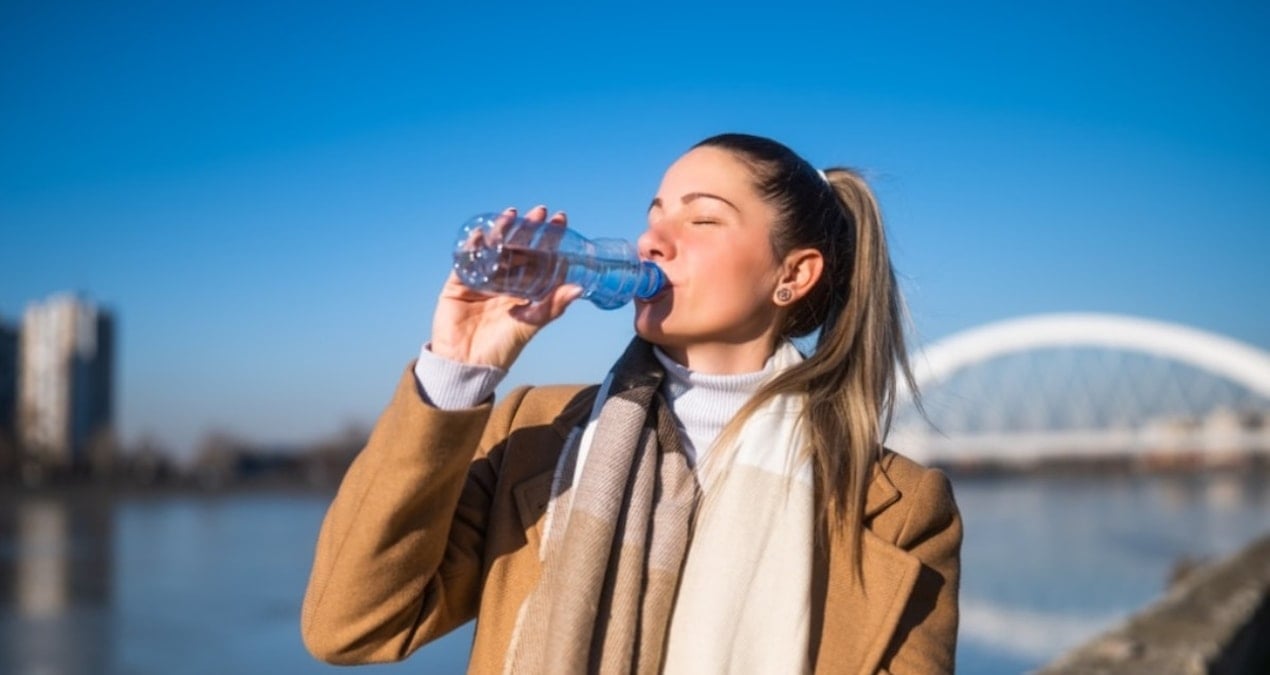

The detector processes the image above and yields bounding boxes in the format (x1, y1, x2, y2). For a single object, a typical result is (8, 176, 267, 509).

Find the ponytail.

(692, 135, 918, 579)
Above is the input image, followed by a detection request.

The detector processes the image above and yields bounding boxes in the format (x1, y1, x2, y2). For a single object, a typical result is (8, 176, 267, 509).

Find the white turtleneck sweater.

(413, 343, 775, 463)
(648, 348, 773, 463)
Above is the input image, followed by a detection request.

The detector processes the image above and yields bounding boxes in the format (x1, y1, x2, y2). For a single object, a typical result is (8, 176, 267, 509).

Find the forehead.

(660, 146, 758, 195)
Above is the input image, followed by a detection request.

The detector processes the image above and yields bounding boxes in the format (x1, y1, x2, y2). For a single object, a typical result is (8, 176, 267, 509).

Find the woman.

(302, 134, 962, 674)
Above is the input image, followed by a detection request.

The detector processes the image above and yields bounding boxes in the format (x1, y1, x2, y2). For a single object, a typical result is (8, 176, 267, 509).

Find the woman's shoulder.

(869, 448, 960, 547)
(877, 448, 946, 493)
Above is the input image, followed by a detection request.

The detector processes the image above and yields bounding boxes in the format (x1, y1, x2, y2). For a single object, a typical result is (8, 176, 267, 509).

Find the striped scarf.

(506, 338, 813, 674)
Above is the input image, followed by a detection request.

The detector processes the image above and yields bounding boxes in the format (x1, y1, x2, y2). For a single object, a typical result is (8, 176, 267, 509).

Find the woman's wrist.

(413, 343, 507, 409)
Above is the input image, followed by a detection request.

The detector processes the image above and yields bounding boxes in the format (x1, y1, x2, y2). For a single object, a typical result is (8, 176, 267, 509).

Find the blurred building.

(0, 319, 18, 472)
(17, 294, 116, 473)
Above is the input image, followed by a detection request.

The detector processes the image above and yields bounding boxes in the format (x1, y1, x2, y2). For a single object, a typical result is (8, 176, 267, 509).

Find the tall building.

(0, 320, 16, 429)
(0, 319, 17, 472)
(18, 294, 115, 471)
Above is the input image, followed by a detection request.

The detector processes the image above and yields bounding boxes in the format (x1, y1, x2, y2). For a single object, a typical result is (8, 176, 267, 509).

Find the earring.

(775, 287, 793, 303)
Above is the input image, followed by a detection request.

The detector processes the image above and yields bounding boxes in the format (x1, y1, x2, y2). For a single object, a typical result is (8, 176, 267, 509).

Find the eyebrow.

(647, 192, 741, 213)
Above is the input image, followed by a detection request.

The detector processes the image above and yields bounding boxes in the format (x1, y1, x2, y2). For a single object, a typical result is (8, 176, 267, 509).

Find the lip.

(637, 284, 672, 304)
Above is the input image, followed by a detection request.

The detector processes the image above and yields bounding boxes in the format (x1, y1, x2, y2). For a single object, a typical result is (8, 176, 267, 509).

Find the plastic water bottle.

(452, 212, 667, 310)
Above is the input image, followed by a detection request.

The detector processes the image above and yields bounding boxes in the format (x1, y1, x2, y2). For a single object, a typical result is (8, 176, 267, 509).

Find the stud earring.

(776, 287, 793, 303)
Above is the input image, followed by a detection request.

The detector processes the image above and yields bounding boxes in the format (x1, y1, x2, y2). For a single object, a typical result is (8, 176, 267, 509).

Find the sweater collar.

(650, 346, 775, 402)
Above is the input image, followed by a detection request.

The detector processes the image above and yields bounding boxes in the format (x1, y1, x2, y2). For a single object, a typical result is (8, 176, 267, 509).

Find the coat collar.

(550, 385, 599, 438)
(865, 455, 901, 519)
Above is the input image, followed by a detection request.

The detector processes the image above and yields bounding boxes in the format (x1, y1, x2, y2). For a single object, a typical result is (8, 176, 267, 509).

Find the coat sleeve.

(300, 365, 531, 664)
(880, 469, 963, 674)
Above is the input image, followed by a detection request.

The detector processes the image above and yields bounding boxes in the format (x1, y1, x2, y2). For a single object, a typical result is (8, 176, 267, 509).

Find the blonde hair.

(693, 134, 920, 576)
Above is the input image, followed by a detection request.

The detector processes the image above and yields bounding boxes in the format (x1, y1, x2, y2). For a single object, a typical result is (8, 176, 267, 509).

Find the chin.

(633, 315, 666, 345)
(633, 304, 677, 347)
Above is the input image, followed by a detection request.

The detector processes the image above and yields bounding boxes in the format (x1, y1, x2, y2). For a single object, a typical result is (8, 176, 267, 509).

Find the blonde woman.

(302, 133, 962, 674)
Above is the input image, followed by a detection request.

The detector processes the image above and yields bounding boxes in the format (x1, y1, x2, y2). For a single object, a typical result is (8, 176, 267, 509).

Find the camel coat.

(302, 366, 962, 674)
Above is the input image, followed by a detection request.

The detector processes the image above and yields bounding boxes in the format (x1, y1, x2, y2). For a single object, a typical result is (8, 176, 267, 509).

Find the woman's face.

(634, 146, 786, 366)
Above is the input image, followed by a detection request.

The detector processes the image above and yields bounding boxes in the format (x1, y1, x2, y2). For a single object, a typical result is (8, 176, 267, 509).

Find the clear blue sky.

(3, 1, 1268, 457)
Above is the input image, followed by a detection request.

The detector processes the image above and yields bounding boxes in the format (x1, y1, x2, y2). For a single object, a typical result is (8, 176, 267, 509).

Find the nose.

(638, 217, 674, 262)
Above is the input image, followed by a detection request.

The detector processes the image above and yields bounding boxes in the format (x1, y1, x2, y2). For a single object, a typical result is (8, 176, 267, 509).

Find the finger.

(490, 207, 518, 245)
(539, 210, 567, 252)
(524, 204, 548, 223)
(508, 204, 547, 248)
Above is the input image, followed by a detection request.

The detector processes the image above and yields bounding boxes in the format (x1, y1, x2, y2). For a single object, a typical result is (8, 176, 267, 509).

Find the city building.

(18, 294, 115, 473)
(0, 319, 17, 473)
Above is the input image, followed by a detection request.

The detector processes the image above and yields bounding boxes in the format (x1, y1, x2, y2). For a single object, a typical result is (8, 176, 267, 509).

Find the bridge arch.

(891, 313, 1270, 464)
(902, 313, 1270, 400)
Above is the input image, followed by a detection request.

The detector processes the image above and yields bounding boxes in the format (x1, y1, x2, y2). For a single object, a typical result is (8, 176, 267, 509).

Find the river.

(2, 471, 1267, 674)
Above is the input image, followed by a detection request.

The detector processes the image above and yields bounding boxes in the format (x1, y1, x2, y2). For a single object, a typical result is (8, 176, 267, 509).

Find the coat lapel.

(814, 462, 922, 674)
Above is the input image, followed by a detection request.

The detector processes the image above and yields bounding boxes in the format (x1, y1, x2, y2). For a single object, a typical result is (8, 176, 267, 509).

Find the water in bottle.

(452, 212, 667, 310)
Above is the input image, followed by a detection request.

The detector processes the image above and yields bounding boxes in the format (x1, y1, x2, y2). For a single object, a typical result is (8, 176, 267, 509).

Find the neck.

(658, 335, 778, 374)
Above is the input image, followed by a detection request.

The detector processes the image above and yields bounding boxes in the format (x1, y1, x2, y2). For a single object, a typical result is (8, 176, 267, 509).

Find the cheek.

(680, 261, 777, 327)
(714, 249, 779, 296)
(669, 233, 780, 306)
(690, 240, 768, 277)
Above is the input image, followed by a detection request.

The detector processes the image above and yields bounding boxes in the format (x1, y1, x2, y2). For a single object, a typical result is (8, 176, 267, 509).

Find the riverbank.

(1039, 533, 1270, 674)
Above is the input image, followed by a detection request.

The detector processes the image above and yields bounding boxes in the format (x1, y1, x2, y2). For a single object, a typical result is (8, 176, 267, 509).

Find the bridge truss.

(889, 314, 1270, 465)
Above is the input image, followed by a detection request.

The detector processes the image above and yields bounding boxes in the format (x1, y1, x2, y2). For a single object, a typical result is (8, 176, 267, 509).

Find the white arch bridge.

(889, 313, 1270, 466)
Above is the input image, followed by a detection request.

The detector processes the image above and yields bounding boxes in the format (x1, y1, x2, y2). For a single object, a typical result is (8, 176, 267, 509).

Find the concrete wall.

(1039, 534, 1270, 674)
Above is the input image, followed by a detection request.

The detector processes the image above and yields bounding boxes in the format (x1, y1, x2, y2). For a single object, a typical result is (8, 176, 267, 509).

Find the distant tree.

(192, 430, 245, 490)
(123, 435, 175, 486)
(299, 422, 368, 488)
(86, 426, 118, 480)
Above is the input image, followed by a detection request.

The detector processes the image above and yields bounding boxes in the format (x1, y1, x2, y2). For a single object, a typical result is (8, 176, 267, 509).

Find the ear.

(775, 248, 824, 304)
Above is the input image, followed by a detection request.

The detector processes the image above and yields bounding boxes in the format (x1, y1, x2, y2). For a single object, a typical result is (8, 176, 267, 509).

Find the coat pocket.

(512, 468, 555, 554)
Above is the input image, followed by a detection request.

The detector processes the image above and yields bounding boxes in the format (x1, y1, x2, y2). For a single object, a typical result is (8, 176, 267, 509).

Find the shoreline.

(2, 458, 1267, 499)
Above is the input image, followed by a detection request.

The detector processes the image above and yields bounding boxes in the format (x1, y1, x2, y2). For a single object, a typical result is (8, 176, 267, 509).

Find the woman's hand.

(429, 205, 583, 369)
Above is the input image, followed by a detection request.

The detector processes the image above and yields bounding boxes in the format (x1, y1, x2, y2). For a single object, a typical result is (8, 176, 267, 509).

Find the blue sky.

(3, 1, 1268, 457)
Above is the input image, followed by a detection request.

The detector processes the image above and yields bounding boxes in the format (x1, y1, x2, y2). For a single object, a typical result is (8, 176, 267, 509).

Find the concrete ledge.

(1038, 534, 1270, 675)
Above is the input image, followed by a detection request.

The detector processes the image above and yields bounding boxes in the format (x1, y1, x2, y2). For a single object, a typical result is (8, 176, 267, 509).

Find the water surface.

(1, 472, 1266, 674)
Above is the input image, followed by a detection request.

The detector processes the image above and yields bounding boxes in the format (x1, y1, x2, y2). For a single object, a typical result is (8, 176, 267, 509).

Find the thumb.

(507, 284, 584, 325)
(547, 284, 585, 319)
